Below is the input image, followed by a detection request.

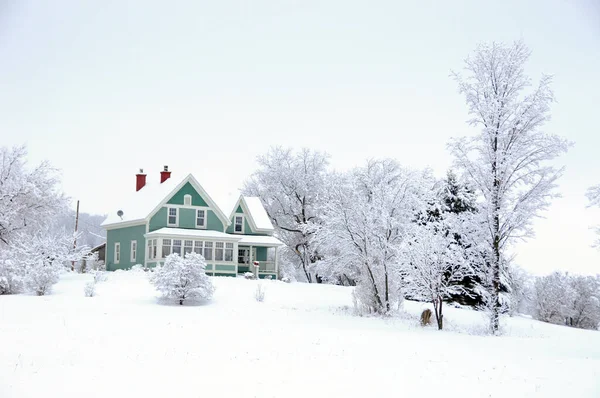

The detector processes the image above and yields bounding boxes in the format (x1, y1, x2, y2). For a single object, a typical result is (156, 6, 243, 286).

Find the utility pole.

(71, 200, 80, 271)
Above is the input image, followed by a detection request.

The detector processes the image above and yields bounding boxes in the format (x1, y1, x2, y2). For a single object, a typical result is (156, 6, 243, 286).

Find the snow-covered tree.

(11, 229, 88, 295)
(0, 145, 68, 246)
(533, 272, 574, 325)
(449, 41, 571, 333)
(244, 147, 330, 283)
(422, 170, 489, 308)
(568, 275, 600, 330)
(505, 264, 533, 316)
(151, 252, 214, 305)
(401, 215, 475, 330)
(315, 159, 430, 314)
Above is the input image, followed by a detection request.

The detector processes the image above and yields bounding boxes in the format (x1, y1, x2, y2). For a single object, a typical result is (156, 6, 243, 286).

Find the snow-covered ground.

(1, 272, 599, 398)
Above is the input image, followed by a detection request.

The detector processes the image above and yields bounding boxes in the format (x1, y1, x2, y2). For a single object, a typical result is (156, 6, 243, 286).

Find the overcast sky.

(1, 0, 599, 275)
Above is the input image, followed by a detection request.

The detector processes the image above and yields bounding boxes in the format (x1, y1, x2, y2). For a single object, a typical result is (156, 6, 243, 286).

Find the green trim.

(238, 266, 250, 273)
(213, 272, 236, 277)
(236, 205, 244, 213)
(215, 264, 236, 272)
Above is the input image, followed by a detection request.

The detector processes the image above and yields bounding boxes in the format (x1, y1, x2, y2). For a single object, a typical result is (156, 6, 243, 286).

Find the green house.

(101, 168, 283, 279)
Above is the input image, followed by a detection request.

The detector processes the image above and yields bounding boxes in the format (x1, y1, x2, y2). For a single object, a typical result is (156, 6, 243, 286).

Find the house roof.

(101, 173, 230, 229)
(144, 228, 284, 246)
(145, 228, 241, 240)
(243, 197, 274, 230)
(228, 196, 274, 232)
(237, 235, 284, 247)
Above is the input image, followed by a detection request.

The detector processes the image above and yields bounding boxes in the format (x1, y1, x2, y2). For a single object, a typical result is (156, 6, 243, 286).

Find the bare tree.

(449, 41, 571, 333)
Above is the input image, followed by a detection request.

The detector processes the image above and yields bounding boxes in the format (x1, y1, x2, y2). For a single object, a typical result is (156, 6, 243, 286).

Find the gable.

(236, 205, 244, 213)
(167, 182, 209, 206)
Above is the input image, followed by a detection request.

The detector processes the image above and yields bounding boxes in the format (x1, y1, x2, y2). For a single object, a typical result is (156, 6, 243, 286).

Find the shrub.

(255, 283, 265, 302)
(84, 281, 96, 297)
(150, 253, 214, 305)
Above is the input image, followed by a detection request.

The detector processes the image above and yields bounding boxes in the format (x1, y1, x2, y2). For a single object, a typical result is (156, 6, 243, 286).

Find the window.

(168, 208, 178, 226)
(114, 242, 120, 264)
(238, 248, 249, 264)
(162, 239, 172, 257)
(215, 242, 224, 261)
(204, 242, 213, 261)
(225, 242, 234, 262)
(234, 216, 244, 233)
(193, 241, 203, 255)
(184, 194, 192, 206)
(184, 240, 193, 256)
(130, 240, 137, 262)
(173, 239, 182, 255)
(196, 209, 205, 228)
(148, 239, 157, 260)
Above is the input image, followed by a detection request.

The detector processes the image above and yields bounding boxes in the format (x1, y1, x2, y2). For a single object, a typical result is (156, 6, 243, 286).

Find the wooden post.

(71, 200, 80, 271)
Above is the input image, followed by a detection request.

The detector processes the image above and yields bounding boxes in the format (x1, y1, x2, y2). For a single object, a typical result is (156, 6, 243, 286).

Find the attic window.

(184, 194, 192, 206)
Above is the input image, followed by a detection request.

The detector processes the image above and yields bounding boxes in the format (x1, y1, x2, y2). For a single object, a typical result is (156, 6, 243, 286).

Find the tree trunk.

(490, 134, 501, 335)
(433, 296, 444, 330)
(179, 299, 184, 305)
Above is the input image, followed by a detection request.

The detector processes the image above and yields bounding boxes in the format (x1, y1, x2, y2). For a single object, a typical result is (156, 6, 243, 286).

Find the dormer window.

(234, 215, 244, 233)
(168, 207, 178, 226)
(184, 194, 192, 206)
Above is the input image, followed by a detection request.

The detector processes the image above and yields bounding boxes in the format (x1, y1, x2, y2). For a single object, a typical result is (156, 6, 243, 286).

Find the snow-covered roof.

(227, 195, 274, 232)
(101, 174, 230, 229)
(145, 228, 241, 240)
(238, 235, 284, 247)
(243, 197, 274, 231)
(101, 176, 182, 227)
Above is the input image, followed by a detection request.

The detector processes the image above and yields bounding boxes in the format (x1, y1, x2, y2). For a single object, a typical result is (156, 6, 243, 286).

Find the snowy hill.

(1, 272, 599, 397)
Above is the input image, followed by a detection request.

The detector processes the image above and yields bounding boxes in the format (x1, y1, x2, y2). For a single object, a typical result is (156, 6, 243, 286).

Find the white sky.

(1, 0, 599, 276)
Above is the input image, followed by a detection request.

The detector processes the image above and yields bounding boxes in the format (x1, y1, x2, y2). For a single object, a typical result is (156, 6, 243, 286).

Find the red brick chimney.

(135, 168, 147, 191)
(160, 165, 171, 183)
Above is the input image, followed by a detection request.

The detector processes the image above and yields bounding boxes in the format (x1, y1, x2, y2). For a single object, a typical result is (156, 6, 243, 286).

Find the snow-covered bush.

(0, 252, 25, 295)
(11, 230, 88, 296)
(93, 270, 108, 283)
(281, 276, 291, 283)
(254, 283, 265, 302)
(131, 264, 145, 272)
(150, 253, 214, 305)
(80, 252, 105, 274)
(84, 281, 96, 297)
(244, 272, 255, 280)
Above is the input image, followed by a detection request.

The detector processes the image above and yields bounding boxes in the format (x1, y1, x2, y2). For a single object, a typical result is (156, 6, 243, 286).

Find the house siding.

(167, 182, 209, 206)
(106, 224, 147, 271)
(149, 207, 224, 232)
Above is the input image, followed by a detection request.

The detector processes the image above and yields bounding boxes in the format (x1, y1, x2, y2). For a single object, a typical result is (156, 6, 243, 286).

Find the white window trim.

(130, 240, 137, 263)
(234, 215, 245, 234)
(155, 237, 235, 263)
(196, 209, 206, 229)
(114, 242, 120, 264)
(184, 194, 192, 206)
(167, 207, 179, 227)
